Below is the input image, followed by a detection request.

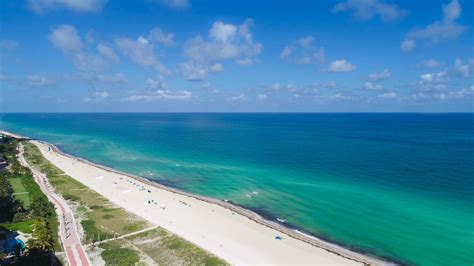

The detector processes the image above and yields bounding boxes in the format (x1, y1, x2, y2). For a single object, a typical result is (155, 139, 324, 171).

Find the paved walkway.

(18, 144, 90, 266)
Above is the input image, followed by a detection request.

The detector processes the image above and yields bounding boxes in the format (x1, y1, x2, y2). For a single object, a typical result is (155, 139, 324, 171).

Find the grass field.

(0, 219, 35, 234)
(8, 177, 31, 208)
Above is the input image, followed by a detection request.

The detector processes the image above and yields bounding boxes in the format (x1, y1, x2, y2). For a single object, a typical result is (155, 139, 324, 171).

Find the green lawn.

(8, 177, 31, 208)
(0, 219, 35, 234)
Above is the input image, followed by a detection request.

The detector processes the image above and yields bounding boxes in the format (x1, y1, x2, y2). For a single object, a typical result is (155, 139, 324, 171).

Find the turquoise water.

(1, 113, 473, 265)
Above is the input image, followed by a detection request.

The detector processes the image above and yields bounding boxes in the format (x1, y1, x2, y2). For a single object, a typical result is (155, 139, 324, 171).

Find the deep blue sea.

(1, 113, 473, 265)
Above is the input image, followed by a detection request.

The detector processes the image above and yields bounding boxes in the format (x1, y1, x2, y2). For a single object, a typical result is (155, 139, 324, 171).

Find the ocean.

(1, 113, 472, 265)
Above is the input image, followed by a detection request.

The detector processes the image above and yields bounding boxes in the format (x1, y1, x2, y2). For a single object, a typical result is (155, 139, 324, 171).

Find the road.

(17, 143, 90, 266)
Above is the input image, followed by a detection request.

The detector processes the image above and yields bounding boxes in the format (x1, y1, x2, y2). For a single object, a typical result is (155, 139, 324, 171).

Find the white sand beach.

(31, 140, 384, 265)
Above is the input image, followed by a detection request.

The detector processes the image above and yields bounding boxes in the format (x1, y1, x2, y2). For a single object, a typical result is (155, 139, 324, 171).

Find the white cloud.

(280, 46, 292, 59)
(49, 25, 82, 54)
(407, 21, 466, 42)
(328, 59, 356, 72)
(83, 90, 110, 102)
(149, 27, 174, 46)
(73, 52, 108, 72)
(96, 44, 119, 63)
(401, 39, 415, 52)
(209, 63, 224, 72)
(368, 69, 391, 81)
(93, 91, 109, 99)
(146, 76, 165, 90)
(0, 40, 18, 49)
(227, 94, 246, 102)
(364, 81, 383, 90)
(333, 0, 407, 21)
(410, 88, 473, 101)
(454, 58, 470, 78)
(418, 59, 442, 68)
(209, 21, 237, 42)
(403, 0, 466, 51)
(236, 58, 257, 66)
(28, 0, 107, 13)
(181, 18, 261, 80)
(326, 93, 352, 101)
(185, 19, 261, 62)
(280, 36, 325, 65)
(324, 80, 337, 89)
(257, 94, 268, 100)
(27, 75, 51, 86)
(298, 36, 315, 48)
(125, 90, 192, 101)
(313, 48, 326, 64)
(442, 0, 461, 23)
(151, 0, 189, 9)
(418, 71, 449, 92)
(378, 92, 397, 98)
(116, 36, 168, 74)
(420, 71, 448, 83)
(179, 62, 208, 81)
(96, 73, 127, 84)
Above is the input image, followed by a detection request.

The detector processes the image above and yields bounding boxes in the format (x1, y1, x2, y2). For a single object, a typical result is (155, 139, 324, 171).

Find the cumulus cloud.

(28, 0, 107, 13)
(149, 27, 174, 46)
(96, 73, 127, 84)
(280, 46, 292, 59)
(417, 59, 442, 68)
(0, 40, 18, 49)
(402, 0, 466, 51)
(116, 36, 168, 74)
(417, 71, 450, 92)
(410, 87, 473, 101)
(325, 93, 352, 101)
(49, 24, 123, 87)
(333, 0, 407, 21)
(227, 94, 246, 102)
(257, 94, 268, 100)
(364, 81, 383, 90)
(180, 18, 261, 81)
(83, 91, 110, 102)
(420, 71, 449, 83)
(27, 75, 52, 86)
(368, 69, 391, 81)
(93, 91, 109, 99)
(125, 90, 192, 101)
(96, 43, 119, 63)
(327, 59, 356, 72)
(49, 25, 82, 53)
(324, 80, 337, 89)
(378, 91, 397, 99)
(150, 0, 189, 9)
(280, 36, 325, 65)
(454, 58, 470, 78)
(401, 39, 415, 52)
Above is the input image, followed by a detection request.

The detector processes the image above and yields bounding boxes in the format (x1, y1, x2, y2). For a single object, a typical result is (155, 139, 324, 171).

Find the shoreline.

(2, 130, 391, 265)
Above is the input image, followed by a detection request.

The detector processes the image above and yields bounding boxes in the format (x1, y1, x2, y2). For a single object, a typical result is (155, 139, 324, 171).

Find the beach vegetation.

(0, 136, 61, 264)
(122, 228, 227, 265)
(99, 241, 141, 266)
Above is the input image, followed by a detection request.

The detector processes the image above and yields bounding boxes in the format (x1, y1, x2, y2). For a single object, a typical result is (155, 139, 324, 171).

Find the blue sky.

(0, 0, 472, 112)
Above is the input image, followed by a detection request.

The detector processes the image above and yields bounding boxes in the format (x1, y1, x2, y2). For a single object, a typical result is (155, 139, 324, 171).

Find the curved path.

(18, 144, 90, 266)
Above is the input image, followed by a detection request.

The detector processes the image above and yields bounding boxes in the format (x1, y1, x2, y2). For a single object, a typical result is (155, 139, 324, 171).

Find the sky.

(0, 0, 473, 112)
